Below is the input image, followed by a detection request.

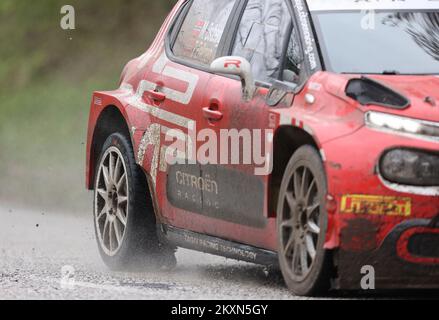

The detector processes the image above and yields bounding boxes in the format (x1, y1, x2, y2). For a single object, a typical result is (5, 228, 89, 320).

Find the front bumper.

(336, 217, 439, 290)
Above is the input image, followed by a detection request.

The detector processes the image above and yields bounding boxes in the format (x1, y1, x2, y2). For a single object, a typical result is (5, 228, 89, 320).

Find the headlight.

(380, 149, 439, 186)
(365, 112, 439, 142)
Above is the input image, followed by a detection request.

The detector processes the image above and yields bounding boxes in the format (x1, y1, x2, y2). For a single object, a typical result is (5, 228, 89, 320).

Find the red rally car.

(85, 0, 439, 296)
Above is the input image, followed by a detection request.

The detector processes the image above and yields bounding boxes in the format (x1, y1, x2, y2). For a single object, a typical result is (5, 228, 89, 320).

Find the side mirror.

(282, 70, 300, 85)
(210, 56, 256, 101)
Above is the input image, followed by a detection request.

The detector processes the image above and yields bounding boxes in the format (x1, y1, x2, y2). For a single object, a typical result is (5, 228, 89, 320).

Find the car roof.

(306, 0, 439, 12)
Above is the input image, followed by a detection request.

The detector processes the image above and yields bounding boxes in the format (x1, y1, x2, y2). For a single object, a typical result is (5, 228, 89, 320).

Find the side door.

(191, 0, 308, 249)
(155, 0, 241, 229)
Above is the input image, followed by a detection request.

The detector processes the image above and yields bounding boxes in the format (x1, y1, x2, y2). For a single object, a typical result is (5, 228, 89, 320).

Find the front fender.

(85, 88, 154, 189)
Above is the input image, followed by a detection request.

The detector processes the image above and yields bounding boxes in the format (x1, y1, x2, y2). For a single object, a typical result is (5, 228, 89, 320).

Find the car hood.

(358, 74, 439, 123)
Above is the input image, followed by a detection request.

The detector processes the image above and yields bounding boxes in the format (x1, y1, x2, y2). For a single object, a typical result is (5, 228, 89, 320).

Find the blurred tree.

(0, 0, 177, 89)
(0, 1, 176, 212)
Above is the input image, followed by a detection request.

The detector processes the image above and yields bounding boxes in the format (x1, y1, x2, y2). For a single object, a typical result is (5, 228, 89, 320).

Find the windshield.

(312, 10, 439, 74)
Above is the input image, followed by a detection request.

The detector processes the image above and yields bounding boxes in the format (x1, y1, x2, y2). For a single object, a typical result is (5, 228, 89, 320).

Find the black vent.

(346, 77, 410, 109)
(408, 233, 439, 258)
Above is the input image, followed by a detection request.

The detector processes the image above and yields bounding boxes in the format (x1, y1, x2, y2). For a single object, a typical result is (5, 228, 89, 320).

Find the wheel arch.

(87, 105, 133, 190)
(269, 125, 322, 216)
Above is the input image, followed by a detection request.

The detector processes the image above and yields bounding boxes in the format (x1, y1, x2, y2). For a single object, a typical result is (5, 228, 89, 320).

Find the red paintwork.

(85, 0, 439, 287)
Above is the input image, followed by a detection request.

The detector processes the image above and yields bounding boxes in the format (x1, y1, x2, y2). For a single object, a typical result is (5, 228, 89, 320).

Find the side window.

(173, 0, 236, 66)
(232, 0, 291, 83)
(282, 28, 303, 84)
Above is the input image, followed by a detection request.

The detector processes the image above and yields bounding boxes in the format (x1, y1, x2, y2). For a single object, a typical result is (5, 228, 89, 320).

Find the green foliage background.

(0, 1, 175, 213)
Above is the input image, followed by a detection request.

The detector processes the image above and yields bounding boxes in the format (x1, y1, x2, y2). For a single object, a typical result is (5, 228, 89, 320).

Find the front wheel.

(277, 145, 331, 296)
(93, 133, 176, 270)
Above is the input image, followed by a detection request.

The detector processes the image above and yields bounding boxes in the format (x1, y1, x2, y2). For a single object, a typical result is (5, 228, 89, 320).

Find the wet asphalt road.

(1, 205, 438, 300)
(0, 204, 298, 300)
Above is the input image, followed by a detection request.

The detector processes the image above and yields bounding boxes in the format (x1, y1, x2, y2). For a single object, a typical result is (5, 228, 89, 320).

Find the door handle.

(203, 107, 223, 121)
(146, 89, 166, 102)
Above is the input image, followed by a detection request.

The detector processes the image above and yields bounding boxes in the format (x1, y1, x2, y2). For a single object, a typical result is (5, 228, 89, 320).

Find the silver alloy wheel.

(279, 166, 321, 282)
(94, 146, 129, 257)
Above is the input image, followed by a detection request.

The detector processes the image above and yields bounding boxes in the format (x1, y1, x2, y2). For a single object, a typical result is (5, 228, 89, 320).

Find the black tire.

(277, 145, 332, 296)
(93, 133, 176, 271)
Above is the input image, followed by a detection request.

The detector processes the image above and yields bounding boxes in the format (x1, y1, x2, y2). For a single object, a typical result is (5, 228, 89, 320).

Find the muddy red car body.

(86, 0, 439, 294)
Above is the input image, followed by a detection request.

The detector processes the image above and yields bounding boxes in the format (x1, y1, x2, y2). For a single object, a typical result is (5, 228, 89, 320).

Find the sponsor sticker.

(93, 96, 102, 106)
(341, 195, 411, 217)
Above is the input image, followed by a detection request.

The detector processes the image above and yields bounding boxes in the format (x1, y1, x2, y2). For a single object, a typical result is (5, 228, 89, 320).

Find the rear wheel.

(94, 133, 176, 270)
(277, 146, 331, 296)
